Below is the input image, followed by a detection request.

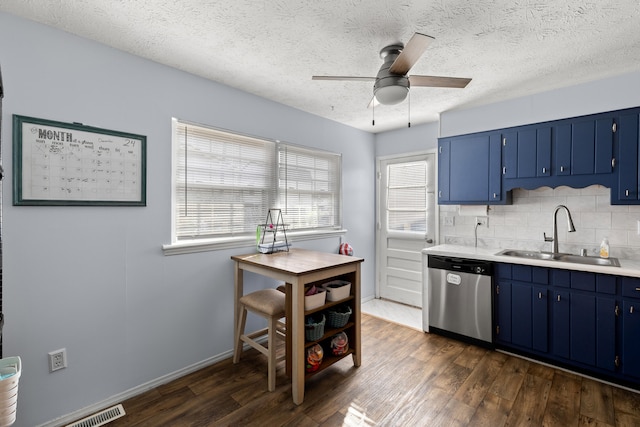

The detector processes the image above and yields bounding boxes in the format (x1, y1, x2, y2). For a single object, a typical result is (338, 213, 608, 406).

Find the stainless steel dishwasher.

(427, 255, 493, 346)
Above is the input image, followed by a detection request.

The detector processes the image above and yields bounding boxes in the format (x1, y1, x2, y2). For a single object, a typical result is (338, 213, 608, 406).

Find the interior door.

(377, 153, 436, 308)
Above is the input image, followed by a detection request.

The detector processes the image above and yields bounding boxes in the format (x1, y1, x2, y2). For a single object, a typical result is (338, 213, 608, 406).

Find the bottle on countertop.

(599, 237, 610, 259)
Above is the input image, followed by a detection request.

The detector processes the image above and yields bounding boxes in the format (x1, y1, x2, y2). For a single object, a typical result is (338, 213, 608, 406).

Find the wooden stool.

(233, 288, 286, 391)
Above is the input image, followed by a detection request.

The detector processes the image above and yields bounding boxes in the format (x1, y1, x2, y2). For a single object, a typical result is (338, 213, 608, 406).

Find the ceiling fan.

(312, 33, 471, 106)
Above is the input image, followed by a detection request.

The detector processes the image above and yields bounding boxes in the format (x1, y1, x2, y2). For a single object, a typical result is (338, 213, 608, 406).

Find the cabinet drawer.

(622, 277, 640, 300)
(512, 265, 532, 282)
(596, 274, 616, 295)
(496, 263, 512, 279)
(552, 269, 571, 288)
(571, 271, 595, 292)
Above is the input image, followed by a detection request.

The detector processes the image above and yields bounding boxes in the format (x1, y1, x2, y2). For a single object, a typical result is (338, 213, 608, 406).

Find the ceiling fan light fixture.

(374, 85, 409, 105)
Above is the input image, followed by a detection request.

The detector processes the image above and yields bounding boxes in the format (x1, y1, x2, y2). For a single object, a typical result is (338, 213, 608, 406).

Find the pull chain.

(372, 100, 375, 126)
(408, 91, 411, 128)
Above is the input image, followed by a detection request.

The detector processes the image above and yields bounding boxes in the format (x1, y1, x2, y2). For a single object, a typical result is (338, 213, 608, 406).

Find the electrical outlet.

(476, 216, 489, 228)
(444, 216, 455, 226)
(48, 348, 67, 372)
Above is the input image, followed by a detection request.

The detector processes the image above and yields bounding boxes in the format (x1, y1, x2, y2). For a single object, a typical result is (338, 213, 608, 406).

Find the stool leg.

(267, 315, 277, 391)
(233, 305, 247, 364)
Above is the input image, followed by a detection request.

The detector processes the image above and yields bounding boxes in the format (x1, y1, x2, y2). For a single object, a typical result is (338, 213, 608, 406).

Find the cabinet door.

(553, 290, 570, 359)
(449, 135, 490, 202)
(555, 124, 571, 175)
(502, 131, 518, 179)
(616, 113, 639, 201)
(489, 133, 502, 201)
(437, 139, 450, 202)
(536, 127, 552, 177)
(596, 296, 616, 372)
(512, 282, 533, 348)
(495, 280, 512, 344)
(572, 117, 614, 176)
(595, 117, 614, 174)
(572, 120, 595, 175)
(517, 129, 537, 178)
(570, 293, 596, 366)
(533, 286, 549, 352)
(622, 300, 640, 378)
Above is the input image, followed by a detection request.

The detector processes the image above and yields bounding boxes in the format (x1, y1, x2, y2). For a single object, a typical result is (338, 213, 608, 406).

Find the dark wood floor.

(105, 314, 640, 426)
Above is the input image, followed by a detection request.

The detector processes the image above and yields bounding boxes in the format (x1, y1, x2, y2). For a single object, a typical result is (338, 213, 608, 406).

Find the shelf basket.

(305, 314, 326, 341)
(327, 305, 352, 328)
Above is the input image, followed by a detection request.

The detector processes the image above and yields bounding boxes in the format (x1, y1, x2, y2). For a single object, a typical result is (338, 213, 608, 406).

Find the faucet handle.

(543, 232, 554, 243)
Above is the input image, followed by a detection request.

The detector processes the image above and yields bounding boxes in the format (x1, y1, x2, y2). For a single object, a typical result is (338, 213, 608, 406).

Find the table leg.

(285, 282, 292, 377)
(291, 279, 305, 405)
(233, 263, 243, 361)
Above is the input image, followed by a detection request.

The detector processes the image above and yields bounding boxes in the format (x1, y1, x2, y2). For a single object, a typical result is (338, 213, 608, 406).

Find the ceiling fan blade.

(409, 75, 472, 88)
(312, 76, 376, 82)
(389, 33, 434, 75)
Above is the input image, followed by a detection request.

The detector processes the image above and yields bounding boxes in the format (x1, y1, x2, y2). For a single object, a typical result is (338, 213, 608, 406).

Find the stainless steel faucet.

(544, 205, 576, 254)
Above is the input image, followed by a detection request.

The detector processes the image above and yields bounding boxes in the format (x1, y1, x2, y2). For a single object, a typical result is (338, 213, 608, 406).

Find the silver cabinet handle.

(557, 294, 561, 302)
(538, 292, 543, 299)
(542, 167, 546, 174)
(626, 189, 630, 197)
(438, 190, 442, 198)
(560, 166, 565, 172)
(493, 193, 497, 199)
(502, 166, 506, 175)
(612, 158, 616, 168)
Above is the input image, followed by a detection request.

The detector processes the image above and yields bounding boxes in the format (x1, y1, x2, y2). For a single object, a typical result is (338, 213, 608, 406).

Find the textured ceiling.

(2, 1, 640, 133)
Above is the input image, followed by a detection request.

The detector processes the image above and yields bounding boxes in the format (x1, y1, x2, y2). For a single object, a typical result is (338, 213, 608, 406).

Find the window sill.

(162, 228, 347, 256)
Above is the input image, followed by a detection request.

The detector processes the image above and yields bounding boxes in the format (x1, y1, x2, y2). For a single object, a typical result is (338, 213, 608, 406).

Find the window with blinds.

(173, 119, 342, 241)
(386, 160, 432, 233)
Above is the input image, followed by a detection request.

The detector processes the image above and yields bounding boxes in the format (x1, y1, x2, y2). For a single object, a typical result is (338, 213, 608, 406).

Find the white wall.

(375, 120, 438, 156)
(0, 13, 376, 427)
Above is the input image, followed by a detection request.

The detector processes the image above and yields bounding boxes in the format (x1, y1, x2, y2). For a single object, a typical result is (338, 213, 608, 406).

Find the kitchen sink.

(496, 249, 621, 267)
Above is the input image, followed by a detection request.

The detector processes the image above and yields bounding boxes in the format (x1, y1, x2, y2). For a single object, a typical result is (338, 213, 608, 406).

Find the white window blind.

(173, 120, 341, 241)
(386, 160, 432, 233)
(278, 144, 342, 231)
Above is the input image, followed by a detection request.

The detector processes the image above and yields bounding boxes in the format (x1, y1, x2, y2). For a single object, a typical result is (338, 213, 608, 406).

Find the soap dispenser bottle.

(599, 237, 610, 258)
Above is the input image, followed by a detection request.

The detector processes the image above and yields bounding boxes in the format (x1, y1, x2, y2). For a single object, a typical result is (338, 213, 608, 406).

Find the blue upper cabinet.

(572, 117, 614, 175)
(438, 106, 640, 206)
(438, 132, 507, 205)
(501, 113, 617, 192)
(614, 112, 639, 203)
(502, 127, 551, 179)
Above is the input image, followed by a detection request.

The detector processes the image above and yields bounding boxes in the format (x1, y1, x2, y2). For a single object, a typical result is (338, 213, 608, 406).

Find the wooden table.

(231, 248, 364, 404)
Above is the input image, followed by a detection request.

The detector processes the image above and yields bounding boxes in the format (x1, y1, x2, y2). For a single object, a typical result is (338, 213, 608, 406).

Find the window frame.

(163, 119, 346, 255)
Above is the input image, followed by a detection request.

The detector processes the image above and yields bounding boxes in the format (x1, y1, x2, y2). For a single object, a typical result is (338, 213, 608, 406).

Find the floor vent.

(66, 404, 126, 427)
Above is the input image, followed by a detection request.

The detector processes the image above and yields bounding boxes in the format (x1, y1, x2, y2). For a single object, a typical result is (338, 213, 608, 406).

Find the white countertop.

(422, 244, 640, 279)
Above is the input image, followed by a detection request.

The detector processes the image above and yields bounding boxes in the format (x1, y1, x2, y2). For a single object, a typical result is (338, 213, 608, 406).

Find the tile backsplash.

(440, 185, 640, 260)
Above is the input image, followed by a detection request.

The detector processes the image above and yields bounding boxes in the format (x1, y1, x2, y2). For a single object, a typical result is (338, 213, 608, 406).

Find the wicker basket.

(305, 314, 326, 341)
(327, 305, 352, 328)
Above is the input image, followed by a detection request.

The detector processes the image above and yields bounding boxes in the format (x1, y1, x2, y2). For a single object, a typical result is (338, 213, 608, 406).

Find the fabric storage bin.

(305, 314, 326, 341)
(322, 280, 351, 301)
(304, 288, 326, 310)
(327, 305, 352, 328)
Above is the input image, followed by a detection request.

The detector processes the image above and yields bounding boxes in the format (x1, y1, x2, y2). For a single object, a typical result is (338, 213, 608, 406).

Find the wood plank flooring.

(104, 314, 640, 426)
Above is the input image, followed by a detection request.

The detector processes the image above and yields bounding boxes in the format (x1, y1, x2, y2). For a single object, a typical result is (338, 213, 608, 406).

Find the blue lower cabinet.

(570, 293, 596, 366)
(495, 279, 512, 344)
(511, 283, 533, 348)
(622, 300, 640, 379)
(532, 286, 549, 353)
(494, 265, 634, 389)
(597, 297, 616, 372)
(553, 289, 571, 360)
